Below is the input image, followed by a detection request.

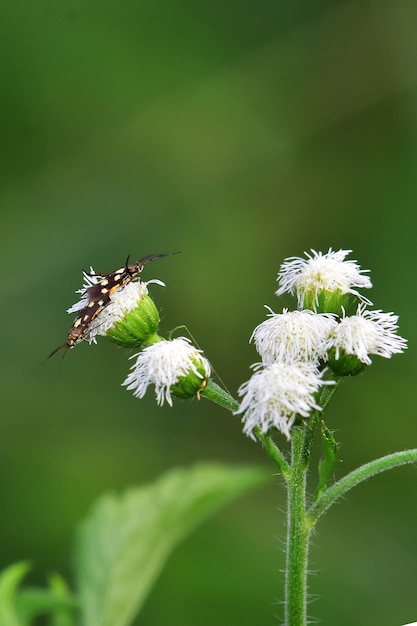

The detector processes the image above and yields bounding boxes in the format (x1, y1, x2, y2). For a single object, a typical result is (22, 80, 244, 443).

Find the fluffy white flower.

(328, 306, 407, 365)
(123, 337, 211, 406)
(276, 249, 372, 309)
(252, 308, 337, 364)
(235, 362, 332, 440)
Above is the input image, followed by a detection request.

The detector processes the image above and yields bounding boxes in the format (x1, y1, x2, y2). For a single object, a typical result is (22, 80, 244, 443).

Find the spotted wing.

(68, 271, 129, 344)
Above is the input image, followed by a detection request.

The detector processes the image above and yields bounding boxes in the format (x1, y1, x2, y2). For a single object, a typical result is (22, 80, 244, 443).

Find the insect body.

(48, 253, 170, 359)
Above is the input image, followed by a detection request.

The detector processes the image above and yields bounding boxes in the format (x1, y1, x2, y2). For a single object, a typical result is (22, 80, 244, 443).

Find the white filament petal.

(276, 249, 372, 309)
(123, 338, 211, 406)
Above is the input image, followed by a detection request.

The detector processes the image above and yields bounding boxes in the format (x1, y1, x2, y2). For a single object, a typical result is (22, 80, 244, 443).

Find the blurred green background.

(1, 1, 417, 624)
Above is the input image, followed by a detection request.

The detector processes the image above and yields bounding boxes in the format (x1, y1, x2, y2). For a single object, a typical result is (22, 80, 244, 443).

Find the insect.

(48, 253, 171, 359)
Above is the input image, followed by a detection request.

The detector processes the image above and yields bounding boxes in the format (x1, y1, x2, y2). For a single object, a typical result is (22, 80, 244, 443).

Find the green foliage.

(314, 421, 340, 502)
(0, 564, 76, 626)
(2, 2, 416, 623)
(75, 463, 268, 626)
(0, 464, 267, 626)
(0, 562, 30, 626)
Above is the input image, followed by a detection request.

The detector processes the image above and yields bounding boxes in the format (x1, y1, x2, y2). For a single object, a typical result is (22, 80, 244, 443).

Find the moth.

(48, 253, 171, 359)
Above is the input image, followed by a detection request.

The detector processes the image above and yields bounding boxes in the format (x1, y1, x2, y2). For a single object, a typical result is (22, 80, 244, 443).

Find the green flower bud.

(327, 347, 367, 377)
(302, 289, 350, 315)
(170, 357, 209, 400)
(106, 293, 160, 348)
(85, 281, 163, 348)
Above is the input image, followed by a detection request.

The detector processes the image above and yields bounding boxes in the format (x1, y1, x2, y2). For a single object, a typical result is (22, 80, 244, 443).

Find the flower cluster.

(66, 262, 211, 404)
(62, 248, 406, 437)
(236, 249, 407, 439)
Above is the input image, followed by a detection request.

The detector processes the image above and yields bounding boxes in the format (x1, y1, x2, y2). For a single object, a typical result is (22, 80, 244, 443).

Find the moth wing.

(85, 282, 111, 300)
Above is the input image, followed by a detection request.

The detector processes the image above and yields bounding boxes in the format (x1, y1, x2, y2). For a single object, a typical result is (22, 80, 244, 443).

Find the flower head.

(67, 266, 164, 347)
(252, 308, 337, 364)
(327, 306, 407, 374)
(235, 362, 332, 440)
(91, 280, 165, 347)
(123, 337, 211, 406)
(276, 249, 372, 312)
(87, 281, 155, 342)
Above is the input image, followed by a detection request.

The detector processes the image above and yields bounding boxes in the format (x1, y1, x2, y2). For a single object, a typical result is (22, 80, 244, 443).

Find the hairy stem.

(308, 448, 417, 524)
(285, 427, 311, 626)
(255, 429, 291, 478)
(201, 379, 239, 412)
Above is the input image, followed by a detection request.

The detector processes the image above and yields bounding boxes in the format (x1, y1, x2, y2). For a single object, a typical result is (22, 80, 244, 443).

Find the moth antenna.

(47, 344, 65, 360)
(43, 343, 70, 365)
(137, 251, 181, 266)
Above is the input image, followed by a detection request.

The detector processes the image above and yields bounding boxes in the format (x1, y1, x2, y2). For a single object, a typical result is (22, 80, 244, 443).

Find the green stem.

(201, 370, 417, 625)
(308, 448, 417, 525)
(254, 429, 291, 478)
(201, 381, 291, 477)
(298, 376, 341, 478)
(200, 379, 239, 412)
(285, 427, 310, 626)
(144, 332, 165, 346)
(318, 374, 343, 410)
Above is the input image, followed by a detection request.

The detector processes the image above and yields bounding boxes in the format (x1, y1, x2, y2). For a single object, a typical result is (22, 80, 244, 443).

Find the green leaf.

(47, 574, 77, 626)
(314, 421, 339, 501)
(0, 564, 76, 626)
(15, 574, 77, 626)
(74, 463, 268, 626)
(0, 562, 30, 626)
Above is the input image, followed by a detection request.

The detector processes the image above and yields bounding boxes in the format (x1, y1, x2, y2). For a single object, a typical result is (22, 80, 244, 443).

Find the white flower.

(235, 362, 332, 440)
(252, 308, 337, 364)
(276, 249, 372, 309)
(328, 306, 407, 365)
(123, 337, 211, 406)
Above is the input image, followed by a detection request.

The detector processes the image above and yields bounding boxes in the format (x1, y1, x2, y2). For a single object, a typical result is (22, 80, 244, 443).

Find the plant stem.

(285, 427, 311, 626)
(202, 376, 417, 625)
(202, 378, 311, 624)
(254, 428, 291, 478)
(201, 379, 239, 412)
(201, 381, 291, 477)
(308, 448, 417, 524)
